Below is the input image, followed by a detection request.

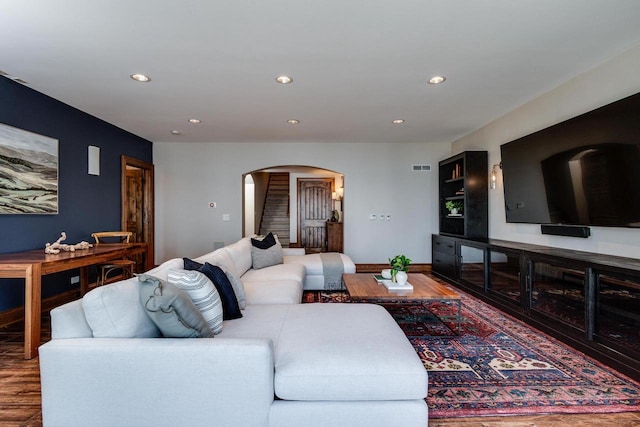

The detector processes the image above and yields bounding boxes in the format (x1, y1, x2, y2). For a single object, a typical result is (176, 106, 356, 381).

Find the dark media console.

(432, 234, 640, 381)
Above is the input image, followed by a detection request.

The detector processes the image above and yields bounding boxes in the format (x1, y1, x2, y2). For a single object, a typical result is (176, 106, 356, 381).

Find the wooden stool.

(91, 232, 136, 286)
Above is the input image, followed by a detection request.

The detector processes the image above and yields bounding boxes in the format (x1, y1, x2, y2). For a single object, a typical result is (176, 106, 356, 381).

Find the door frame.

(121, 155, 154, 270)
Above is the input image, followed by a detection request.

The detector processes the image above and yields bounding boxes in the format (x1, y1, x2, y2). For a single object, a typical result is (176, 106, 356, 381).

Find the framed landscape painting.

(0, 123, 58, 214)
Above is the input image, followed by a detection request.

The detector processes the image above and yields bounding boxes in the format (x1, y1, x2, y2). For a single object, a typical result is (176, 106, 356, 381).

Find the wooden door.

(125, 168, 144, 242)
(121, 156, 154, 271)
(297, 178, 332, 253)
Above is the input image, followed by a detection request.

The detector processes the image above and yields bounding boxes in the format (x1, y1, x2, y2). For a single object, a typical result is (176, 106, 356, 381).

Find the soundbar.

(540, 224, 591, 238)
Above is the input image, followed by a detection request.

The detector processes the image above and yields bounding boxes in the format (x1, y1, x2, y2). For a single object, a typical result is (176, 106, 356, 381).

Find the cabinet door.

(487, 249, 524, 307)
(432, 235, 458, 281)
(459, 243, 486, 289)
(528, 257, 587, 333)
(326, 222, 343, 252)
(594, 271, 640, 359)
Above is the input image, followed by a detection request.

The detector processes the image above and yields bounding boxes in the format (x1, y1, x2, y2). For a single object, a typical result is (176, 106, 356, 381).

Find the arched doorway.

(242, 165, 344, 253)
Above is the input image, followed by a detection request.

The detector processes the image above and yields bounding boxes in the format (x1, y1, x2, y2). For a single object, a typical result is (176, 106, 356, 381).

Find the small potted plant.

(445, 200, 463, 216)
(388, 254, 411, 283)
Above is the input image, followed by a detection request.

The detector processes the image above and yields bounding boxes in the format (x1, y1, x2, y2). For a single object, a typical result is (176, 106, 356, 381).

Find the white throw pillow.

(167, 268, 223, 334)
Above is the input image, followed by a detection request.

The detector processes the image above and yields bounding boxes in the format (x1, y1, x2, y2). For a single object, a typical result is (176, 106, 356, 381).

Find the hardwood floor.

(0, 317, 46, 426)
(0, 315, 639, 426)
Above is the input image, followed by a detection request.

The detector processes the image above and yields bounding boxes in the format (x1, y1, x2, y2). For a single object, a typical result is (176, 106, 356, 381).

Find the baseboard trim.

(355, 263, 431, 274)
(0, 288, 81, 328)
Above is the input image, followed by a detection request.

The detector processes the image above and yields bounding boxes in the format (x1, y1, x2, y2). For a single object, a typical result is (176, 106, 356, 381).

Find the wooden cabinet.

(439, 151, 488, 239)
(432, 234, 458, 281)
(326, 221, 343, 252)
(432, 234, 640, 380)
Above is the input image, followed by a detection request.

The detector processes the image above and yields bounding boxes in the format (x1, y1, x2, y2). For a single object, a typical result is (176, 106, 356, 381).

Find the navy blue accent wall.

(0, 76, 153, 311)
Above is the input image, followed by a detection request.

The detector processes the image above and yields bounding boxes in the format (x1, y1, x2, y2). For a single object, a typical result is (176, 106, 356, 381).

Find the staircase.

(259, 173, 290, 247)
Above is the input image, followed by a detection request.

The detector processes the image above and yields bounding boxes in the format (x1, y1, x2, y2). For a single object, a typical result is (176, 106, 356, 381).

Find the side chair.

(91, 231, 136, 286)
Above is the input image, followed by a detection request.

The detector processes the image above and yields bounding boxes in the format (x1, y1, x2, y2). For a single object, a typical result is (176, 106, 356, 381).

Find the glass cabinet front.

(530, 259, 586, 332)
(595, 272, 640, 357)
(488, 250, 522, 304)
(459, 244, 485, 289)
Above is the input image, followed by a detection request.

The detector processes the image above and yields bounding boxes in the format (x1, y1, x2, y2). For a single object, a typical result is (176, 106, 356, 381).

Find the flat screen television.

(500, 91, 640, 228)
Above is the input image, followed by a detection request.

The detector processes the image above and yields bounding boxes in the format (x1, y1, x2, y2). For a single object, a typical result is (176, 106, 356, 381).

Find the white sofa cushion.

(218, 304, 292, 346)
(82, 278, 160, 338)
(244, 280, 303, 305)
(145, 257, 184, 281)
(168, 269, 224, 334)
(242, 263, 306, 284)
(221, 237, 253, 277)
(50, 299, 93, 339)
(193, 247, 235, 271)
(274, 304, 428, 401)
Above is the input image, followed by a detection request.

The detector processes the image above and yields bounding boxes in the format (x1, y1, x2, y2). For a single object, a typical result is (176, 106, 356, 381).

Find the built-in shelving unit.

(438, 151, 488, 239)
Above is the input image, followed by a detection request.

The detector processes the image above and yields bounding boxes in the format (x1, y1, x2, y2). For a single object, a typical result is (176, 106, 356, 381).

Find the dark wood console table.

(0, 243, 147, 359)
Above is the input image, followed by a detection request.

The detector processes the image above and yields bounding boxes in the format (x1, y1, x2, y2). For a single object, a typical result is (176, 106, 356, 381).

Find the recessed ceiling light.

(170, 130, 182, 135)
(276, 75, 293, 84)
(287, 119, 300, 124)
(130, 73, 151, 82)
(428, 75, 446, 85)
(392, 119, 405, 124)
(188, 119, 201, 124)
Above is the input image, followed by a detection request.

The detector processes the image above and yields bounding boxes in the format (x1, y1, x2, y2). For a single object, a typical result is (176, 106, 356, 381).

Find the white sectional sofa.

(39, 237, 428, 427)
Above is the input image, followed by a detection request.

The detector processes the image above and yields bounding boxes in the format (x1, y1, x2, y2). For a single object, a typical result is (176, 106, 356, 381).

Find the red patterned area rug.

(303, 289, 640, 418)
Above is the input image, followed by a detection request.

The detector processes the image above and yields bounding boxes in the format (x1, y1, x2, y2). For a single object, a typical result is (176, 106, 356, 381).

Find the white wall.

(453, 44, 640, 258)
(153, 142, 451, 264)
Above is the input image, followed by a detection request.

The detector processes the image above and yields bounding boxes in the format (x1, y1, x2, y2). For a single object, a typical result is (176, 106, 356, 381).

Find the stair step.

(259, 172, 291, 247)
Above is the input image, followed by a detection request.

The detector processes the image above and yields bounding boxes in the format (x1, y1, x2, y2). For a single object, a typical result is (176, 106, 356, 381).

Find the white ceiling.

(2, 1, 640, 144)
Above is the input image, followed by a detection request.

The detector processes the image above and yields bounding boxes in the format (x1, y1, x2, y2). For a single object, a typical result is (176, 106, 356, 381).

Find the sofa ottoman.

(218, 303, 429, 427)
(283, 252, 356, 290)
(273, 303, 427, 401)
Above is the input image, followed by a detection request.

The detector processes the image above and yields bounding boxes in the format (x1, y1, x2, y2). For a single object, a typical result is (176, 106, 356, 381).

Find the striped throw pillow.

(167, 269, 223, 334)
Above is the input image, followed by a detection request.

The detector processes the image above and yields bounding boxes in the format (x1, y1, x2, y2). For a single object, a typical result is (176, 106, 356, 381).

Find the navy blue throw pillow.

(183, 258, 242, 320)
(183, 257, 203, 271)
(251, 232, 276, 249)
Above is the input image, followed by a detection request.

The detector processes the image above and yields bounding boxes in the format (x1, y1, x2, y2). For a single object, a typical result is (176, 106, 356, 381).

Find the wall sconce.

(332, 187, 344, 200)
(490, 162, 501, 190)
(88, 145, 100, 176)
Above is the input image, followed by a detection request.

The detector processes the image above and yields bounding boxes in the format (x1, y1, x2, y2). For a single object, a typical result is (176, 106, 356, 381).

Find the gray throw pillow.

(137, 274, 214, 338)
(250, 237, 283, 269)
(167, 269, 223, 334)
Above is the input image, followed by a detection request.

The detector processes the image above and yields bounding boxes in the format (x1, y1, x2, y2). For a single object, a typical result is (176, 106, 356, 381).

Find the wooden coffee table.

(342, 273, 462, 333)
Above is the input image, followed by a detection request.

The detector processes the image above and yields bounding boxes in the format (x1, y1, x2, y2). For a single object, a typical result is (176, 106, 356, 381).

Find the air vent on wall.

(412, 164, 431, 171)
